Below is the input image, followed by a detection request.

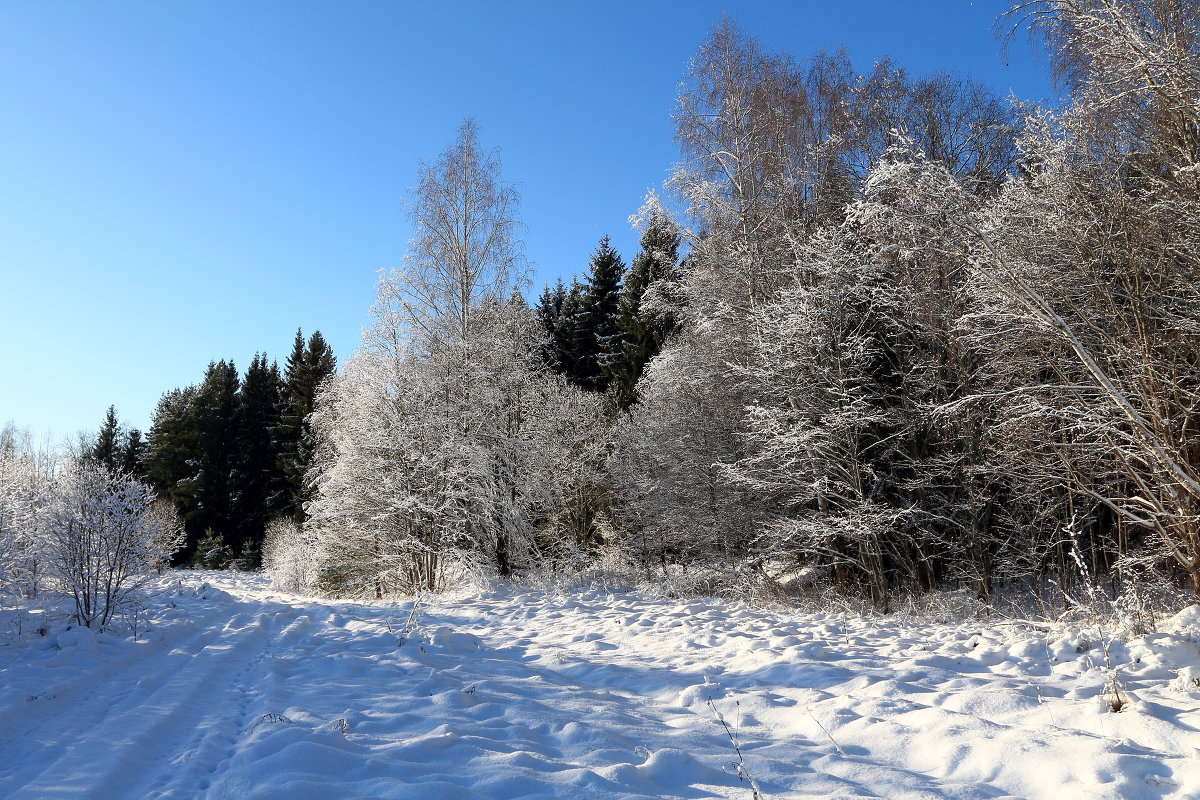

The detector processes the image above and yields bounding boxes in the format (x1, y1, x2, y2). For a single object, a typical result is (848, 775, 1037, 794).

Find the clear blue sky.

(0, 1, 1055, 442)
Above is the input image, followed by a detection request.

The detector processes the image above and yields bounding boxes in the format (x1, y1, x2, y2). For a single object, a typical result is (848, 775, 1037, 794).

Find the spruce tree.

(577, 236, 624, 392)
(611, 204, 682, 407)
(188, 360, 241, 557)
(557, 280, 588, 385)
(145, 336, 321, 566)
(276, 329, 336, 522)
(121, 428, 148, 479)
(89, 406, 149, 478)
(233, 353, 284, 564)
(146, 386, 202, 563)
(90, 406, 122, 473)
(534, 278, 568, 371)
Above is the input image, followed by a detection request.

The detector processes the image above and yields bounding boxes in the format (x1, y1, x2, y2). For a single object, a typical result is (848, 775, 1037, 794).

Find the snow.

(2, 573, 1199, 798)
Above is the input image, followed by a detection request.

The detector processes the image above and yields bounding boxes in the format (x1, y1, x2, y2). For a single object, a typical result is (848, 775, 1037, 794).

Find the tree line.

(80, 329, 335, 567)
(0, 324, 336, 628)
(7, 0, 1196, 616)
(276, 1, 1200, 611)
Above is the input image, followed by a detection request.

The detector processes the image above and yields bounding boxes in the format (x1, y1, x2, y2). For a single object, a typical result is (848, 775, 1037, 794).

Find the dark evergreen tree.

(611, 206, 682, 407)
(577, 236, 624, 392)
(557, 280, 588, 385)
(90, 406, 122, 473)
(187, 360, 241, 559)
(534, 278, 569, 371)
(233, 353, 284, 564)
(276, 329, 336, 522)
(142, 330, 332, 567)
(121, 428, 148, 479)
(89, 406, 149, 479)
(146, 386, 201, 562)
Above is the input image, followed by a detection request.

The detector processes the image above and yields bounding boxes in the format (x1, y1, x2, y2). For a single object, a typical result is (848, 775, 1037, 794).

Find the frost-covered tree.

(308, 299, 587, 594)
(0, 450, 50, 599)
(610, 335, 760, 582)
(306, 120, 604, 595)
(607, 21, 1028, 603)
(609, 193, 683, 408)
(262, 516, 318, 593)
(43, 461, 183, 628)
(395, 117, 525, 348)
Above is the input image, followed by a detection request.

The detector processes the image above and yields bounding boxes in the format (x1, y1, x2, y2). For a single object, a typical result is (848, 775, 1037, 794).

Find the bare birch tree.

(396, 117, 527, 350)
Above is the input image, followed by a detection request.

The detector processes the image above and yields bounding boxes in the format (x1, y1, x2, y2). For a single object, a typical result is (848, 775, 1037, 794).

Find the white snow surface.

(2, 572, 1199, 799)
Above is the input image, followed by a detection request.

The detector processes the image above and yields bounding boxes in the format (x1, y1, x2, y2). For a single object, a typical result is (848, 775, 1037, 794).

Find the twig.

(806, 710, 845, 756)
(707, 698, 765, 799)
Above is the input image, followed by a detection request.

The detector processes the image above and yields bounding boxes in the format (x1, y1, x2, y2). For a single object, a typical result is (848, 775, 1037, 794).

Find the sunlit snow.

(2, 572, 1199, 798)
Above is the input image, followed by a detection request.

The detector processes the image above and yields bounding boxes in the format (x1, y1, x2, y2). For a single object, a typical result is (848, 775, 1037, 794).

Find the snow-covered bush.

(0, 455, 48, 599)
(262, 517, 318, 593)
(42, 461, 184, 629)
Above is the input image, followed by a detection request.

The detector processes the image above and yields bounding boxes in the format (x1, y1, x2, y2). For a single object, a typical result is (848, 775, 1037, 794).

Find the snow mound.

(422, 626, 484, 654)
(1163, 604, 1200, 638)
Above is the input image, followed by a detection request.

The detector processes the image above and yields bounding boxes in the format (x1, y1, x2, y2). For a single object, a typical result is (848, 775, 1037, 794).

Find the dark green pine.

(534, 278, 568, 372)
(188, 360, 241, 558)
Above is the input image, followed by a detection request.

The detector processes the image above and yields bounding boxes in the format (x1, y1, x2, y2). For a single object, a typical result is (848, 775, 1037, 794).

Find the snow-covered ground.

(1, 572, 1199, 799)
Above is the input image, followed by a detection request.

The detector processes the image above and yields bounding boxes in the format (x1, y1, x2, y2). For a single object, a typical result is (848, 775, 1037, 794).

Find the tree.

(578, 235, 625, 392)
(607, 22, 1026, 604)
(121, 429, 147, 479)
(609, 334, 761, 584)
(0, 445, 50, 599)
(262, 516, 318, 593)
(43, 461, 183, 629)
(610, 193, 683, 407)
(276, 330, 336, 523)
(89, 407, 148, 479)
(534, 278, 569, 371)
(394, 117, 525, 349)
(308, 119, 543, 594)
(145, 362, 241, 564)
(233, 353, 284, 563)
(1006, 0, 1200, 204)
(188, 360, 241, 557)
(91, 406, 122, 473)
(145, 387, 201, 523)
(554, 280, 589, 385)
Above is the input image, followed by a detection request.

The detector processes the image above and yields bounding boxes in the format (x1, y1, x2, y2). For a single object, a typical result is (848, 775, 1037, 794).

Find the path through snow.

(1, 572, 1199, 798)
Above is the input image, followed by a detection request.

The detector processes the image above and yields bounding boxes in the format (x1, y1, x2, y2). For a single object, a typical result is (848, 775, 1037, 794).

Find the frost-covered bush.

(262, 517, 318, 593)
(0, 455, 48, 599)
(42, 462, 184, 629)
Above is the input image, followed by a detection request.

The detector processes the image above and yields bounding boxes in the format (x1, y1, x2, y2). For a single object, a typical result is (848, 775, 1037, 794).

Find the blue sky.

(0, 1, 1055, 442)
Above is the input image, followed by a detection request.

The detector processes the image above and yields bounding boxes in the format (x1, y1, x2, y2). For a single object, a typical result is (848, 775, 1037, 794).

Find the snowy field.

(1, 573, 1199, 799)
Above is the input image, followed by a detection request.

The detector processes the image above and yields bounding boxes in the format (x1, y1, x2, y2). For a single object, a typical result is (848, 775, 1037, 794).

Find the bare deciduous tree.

(394, 117, 527, 349)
